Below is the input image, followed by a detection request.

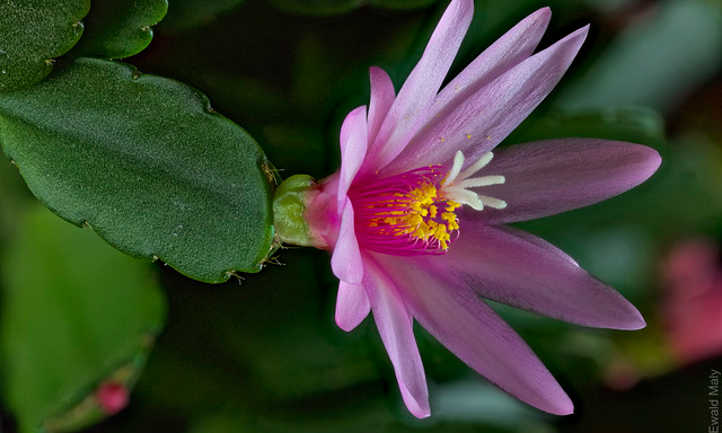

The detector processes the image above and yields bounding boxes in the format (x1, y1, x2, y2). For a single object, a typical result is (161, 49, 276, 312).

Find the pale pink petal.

(373, 252, 573, 415)
(466, 138, 662, 224)
(422, 7, 552, 141)
(365, 256, 430, 418)
(363, 0, 474, 175)
(335, 281, 371, 332)
(367, 67, 396, 146)
(337, 106, 368, 212)
(386, 25, 589, 174)
(330, 199, 363, 284)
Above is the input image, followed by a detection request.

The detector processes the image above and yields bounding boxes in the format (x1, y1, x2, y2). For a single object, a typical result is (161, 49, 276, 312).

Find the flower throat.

(350, 151, 507, 256)
(352, 167, 459, 255)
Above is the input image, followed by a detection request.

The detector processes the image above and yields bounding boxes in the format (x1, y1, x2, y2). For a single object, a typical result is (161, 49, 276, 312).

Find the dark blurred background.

(1, 0, 721, 432)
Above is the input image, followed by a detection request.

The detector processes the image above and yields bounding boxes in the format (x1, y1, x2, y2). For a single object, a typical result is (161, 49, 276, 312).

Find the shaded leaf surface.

(0, 58, 274, 283)
(267, 0, 440, 15)
(267, 0, 364, 15)
(0, 206, 166, 433)
(71, 0, 168, 59)
(0, 0, 90, 91)
(369, 0, 440, 10)
(160, 0, 245, 31)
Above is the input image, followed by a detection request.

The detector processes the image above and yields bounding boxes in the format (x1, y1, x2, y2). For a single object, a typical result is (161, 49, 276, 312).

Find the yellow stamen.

(366, 181, 460, 250)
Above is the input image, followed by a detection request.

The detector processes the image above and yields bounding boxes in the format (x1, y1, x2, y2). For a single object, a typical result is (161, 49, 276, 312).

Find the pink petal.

(467, 138, 662, 224)
(412, 223, 646, 330)
(305, 174, 340, 250)
(337, 106, 368, 212)
(367, 67, 396, 146)
(365, 256, 430, 418)
(393, 7, 551, 176)
(362, 0, 474, 175)
(434, 7, 551, 109)
(386, 25, 589, 174)
(335, 280, 370, 332)
(373, 252, 573, 415)
(330, 199, 363, 284)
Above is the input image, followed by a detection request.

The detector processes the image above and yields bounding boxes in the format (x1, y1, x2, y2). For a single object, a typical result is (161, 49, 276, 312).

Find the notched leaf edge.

(0, 60, 275, 284)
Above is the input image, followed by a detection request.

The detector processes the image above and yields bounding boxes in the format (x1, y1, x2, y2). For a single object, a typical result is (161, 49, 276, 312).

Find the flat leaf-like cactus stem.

(0, 58, 275, 283)
(0, 0, 90, 91)
(71, 0, 169, 59)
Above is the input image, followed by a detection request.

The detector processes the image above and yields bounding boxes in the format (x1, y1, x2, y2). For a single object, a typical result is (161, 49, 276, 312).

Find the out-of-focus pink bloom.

(662, 239, 722, 364)
(604, 358, 642, 391)
(95, 381, 129, 415)
(301, 0, 660, 418)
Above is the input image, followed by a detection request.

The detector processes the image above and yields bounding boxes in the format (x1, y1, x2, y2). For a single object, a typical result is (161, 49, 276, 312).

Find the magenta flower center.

(349, 166, 461, 256)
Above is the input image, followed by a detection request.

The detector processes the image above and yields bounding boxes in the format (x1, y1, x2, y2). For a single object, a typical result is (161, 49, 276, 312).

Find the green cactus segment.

(0, 58, 274, 283)
(71, 0, 169, 59)
(0, 0, 90, 92)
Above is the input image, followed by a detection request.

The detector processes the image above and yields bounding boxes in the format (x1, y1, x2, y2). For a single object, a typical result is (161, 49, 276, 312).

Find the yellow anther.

(365, 179, 460, 251)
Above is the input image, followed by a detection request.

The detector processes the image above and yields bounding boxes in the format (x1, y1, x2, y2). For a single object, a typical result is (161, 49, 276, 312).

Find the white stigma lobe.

(441, 150, 507, 211)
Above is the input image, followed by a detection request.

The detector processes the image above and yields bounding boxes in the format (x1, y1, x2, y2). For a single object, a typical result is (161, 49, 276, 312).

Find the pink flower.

(661, 239, 722, 364)
(292, 0, 660, 418)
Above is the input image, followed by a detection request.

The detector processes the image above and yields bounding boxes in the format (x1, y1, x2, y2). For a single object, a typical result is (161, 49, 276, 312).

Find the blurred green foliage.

(267, 0, 366, 15)
(558, 0, 722, 113)
(159, 0, 246, 31)
(0, 205, 166, 433)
